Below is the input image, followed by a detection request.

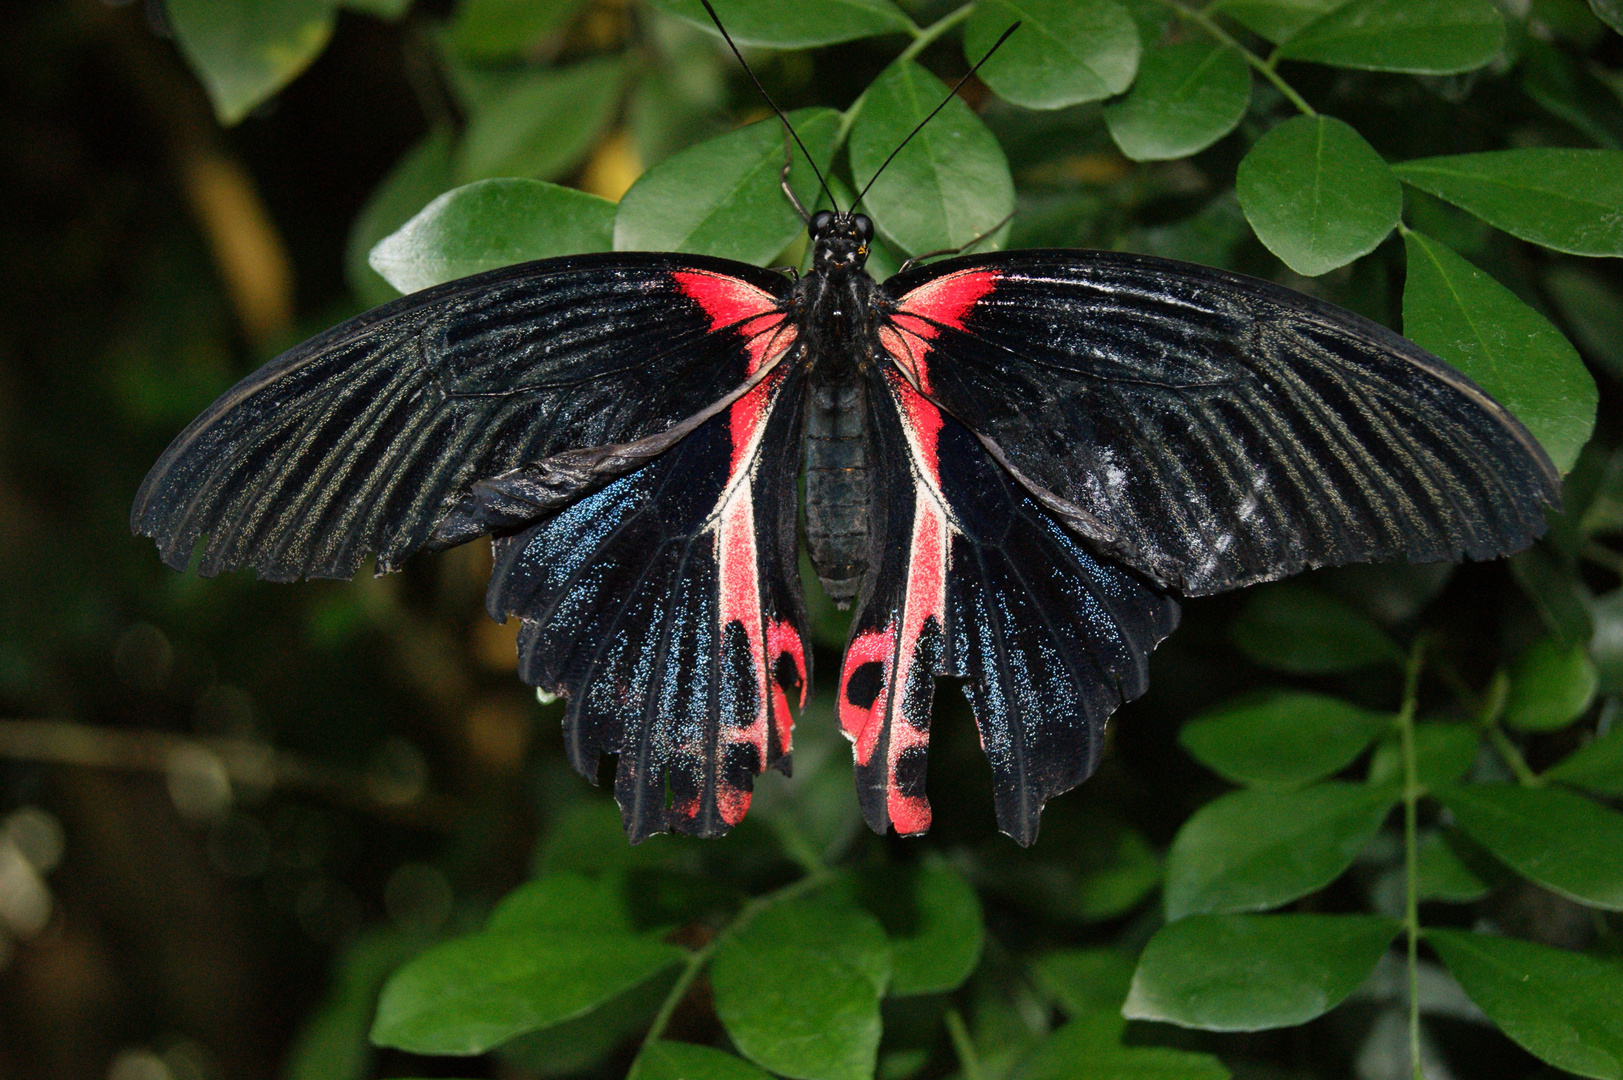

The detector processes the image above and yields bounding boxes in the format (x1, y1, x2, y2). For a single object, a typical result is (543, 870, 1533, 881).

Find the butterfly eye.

(809, 210, 835, 235)
(853, 214, 874, 241)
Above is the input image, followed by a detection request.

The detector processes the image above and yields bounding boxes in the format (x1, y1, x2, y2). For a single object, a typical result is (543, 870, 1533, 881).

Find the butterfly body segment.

(133, 209, 1559, 845)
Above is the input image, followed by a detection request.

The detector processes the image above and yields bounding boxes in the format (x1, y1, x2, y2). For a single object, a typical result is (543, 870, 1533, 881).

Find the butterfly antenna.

(699, 0, 837, 214)
(853, 21, 1020, 210)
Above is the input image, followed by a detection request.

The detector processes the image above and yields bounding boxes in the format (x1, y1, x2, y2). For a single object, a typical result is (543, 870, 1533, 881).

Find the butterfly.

(131, 22, 1559, 847)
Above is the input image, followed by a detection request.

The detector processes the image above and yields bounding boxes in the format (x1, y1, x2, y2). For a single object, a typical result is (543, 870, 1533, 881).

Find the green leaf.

(1103, 41, 1250, 161)
(965, 0, 1141, 110)
(368, 179, 614, 294)
(1163, 783, 1398, 919)
(856, 861, 983, 996)
(1434, 783, 1623, 910)
(1393, 150, 1623, 257)
(346, 127, 457, 305)
(1179, 692, 1391, 789)
(1124, 914, 1401, 1031)
(454, 58, 627, 183)
(1545, 264, 1623, 382)
(711, 891, 891, 1080)
(1504, 638, 1598, 732)
(1031, 949, 1137, 1017)
(631, 1041, 776, 1080)
(167, 0, 336, 125)
(1236, 114, 1402, 276)
(485, 871, 631, 934)
(645, 0, 913, 47)
(1415, 829, 1491, 902)
(1230, 583, 1402, 673)
(849, 61, 1016, 257)
(1217, 0, 1350, 43)
(1367, 721, 1480, 788)
(498, 965, 677, 1076)
(370, 930, 684, 1055)
(1428, 929, 1623, 1080)
(448, 0, 589, 61)
(615, 108, 837, 264)
(1016, 1019, 1232, 1079)
(1401, 229, 1597, 473)
(1546, 725, 1623, 796)
(1593, 0, 1623, 34)
(286, 929, 427, 1080)
(1278, 0, 1506, 74)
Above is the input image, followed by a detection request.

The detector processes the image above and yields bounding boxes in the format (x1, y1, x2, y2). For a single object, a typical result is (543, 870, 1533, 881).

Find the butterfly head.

(809, 209, 873, 273)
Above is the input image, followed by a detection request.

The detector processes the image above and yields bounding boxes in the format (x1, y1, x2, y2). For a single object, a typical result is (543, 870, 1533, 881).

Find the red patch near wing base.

(883, 268, 997, 392)
(672, 270, 796, 374)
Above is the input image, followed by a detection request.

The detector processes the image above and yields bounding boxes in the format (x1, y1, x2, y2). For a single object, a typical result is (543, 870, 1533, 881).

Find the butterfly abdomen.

(804, 372, 871, 608)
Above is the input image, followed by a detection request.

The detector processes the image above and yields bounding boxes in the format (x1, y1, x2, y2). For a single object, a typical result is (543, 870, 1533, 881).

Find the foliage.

(11, 0, 1623, 1078)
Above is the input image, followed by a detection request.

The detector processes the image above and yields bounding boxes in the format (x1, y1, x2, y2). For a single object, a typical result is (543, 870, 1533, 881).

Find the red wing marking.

(838, 371, 953, 836)
(707, 369, 804, 826)
(883, 268, 998, 392)
(672, 270, 796, 375)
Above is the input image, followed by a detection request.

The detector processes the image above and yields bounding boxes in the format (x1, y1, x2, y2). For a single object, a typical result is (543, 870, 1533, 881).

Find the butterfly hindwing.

(132, 254, 794, 583)
(484, 275, 809, 842)
(841, 365, 1179, 845)
(881, 251, 1560, 596)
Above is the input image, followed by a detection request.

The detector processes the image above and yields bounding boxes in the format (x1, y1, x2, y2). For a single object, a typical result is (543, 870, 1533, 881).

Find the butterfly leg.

(896, 210, 1016, 273)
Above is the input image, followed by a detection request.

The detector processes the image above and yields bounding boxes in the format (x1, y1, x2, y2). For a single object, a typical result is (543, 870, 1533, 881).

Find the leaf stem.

(639, 867, 833, 1049)
(1398, 636, 1427, 1080)
(837, 2, 977, 145)
(1487, 725, 1543, 787)
(1156, 0, 1318, 116)
(944, 1006, 985, 1080)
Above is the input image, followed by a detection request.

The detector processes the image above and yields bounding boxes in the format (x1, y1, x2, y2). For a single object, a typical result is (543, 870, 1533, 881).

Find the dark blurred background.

(2, 2, 1620, 1079)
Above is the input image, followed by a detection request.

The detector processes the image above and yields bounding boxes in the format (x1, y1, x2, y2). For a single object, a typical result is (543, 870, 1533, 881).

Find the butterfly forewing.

(881, 251, 1560, 597)
(131, 254, 793, 583)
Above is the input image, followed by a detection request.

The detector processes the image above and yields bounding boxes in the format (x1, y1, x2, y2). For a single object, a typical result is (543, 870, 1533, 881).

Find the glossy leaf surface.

(630, 1041, 776, 1080)
(167, 0, 335, 124)
(615, 108, 838, 263)
(1546, 725, 1623, 796)
(1402, 229, 1596, 473)
(849, 62, 1015, 256)
(966, 0, 1141, 110)
(1104, 41, 1251, 161)
(646, 0, 912, 47)
(369, 179, 614, 294)
(454, 59, 626, 183)
(1236, 115, 1402, 276)
(711, 891, 891, 1080)
(1394, 150, 1623, 257)
(1277, 0, 1506, 74)
(370, 930, 683, 1054)
(1429, 929, 1623, 1079)
(1125, 914, 1400, 1030)
(1163, 783, 1398, 919)
(1503, 638, 1598, 732)
(1179, 692, 1390, 789)
(1435, 784, 1623, 910)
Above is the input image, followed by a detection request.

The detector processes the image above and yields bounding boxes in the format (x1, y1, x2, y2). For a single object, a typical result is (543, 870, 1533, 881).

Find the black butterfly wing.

(483, 330, 810, 843)
(132, 254, 796, 582)
(839, 365, 1179, 845)
(878, 250, 1560, 597)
